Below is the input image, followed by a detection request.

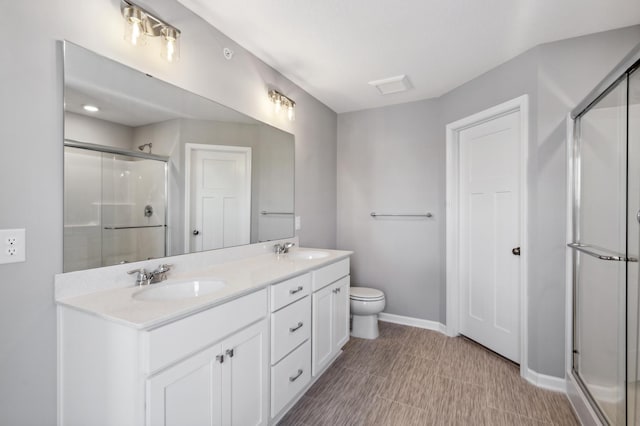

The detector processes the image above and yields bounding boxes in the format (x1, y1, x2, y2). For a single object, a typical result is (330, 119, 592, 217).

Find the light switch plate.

(0, 228, 26, 264)
(295, 216, 301, 231)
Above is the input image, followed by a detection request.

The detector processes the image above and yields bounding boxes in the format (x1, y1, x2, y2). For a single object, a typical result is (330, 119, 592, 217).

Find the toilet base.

(351, 314, 379, 339)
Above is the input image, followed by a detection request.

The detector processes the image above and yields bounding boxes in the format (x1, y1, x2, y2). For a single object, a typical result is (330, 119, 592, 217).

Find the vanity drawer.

(144, 289, 267, 373)
(271, 296, 311, 364)
(271, 273, 311, 312)
(311, 258, 350, 292)
(271, 340, 311, 417)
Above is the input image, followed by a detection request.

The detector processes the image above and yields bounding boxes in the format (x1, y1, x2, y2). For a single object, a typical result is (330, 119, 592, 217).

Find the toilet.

(349, 286, 386, 339)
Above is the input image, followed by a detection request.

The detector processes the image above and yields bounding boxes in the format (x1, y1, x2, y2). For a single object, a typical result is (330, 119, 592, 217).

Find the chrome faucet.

(274, 242, 295, 254)
(128, 264, 172, 286)
(128, 268, 150, 286)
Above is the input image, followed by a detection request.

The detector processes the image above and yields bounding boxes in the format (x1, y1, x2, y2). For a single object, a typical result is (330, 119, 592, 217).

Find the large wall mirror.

(63, 42, 295, 272)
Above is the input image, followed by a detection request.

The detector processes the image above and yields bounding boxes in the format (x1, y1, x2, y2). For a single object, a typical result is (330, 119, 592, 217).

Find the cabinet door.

(312, 284, 334, 376)
(222, 319, 268, 426)
(147, 343, 224, 426)
(333, 276, 350, 351)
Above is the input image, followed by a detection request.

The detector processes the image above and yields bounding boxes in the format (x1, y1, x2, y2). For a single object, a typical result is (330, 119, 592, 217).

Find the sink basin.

(133, 279, 226, 301)
(288, 250, 330, 260)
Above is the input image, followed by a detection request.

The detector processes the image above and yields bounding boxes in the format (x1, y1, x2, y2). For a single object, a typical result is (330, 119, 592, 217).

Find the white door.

(312, 284, 334, 376)
(223, 320, 268, 426)
(333, 277, 350, 350)
(147, 342, 224, 426)
(459, 110, 521, 363)
(188, 145, 251, 252)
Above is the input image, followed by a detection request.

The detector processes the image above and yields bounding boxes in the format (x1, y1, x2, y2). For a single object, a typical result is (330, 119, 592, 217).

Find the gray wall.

(337, 25, 640, 377)
(337, 99, 443, 321)
(0, 0, 337, 424)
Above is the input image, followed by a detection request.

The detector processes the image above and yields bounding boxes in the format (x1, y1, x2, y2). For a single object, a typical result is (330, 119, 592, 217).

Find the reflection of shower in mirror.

(138, 142, 152, 153)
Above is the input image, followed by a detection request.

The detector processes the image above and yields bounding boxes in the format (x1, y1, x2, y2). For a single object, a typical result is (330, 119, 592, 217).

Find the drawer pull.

(289, 286, 304, 295)
(332, 287, 341, 294)
(289, 369, 304, 382)
(289, 322, 304, 333)
(225, 348, 234, 358)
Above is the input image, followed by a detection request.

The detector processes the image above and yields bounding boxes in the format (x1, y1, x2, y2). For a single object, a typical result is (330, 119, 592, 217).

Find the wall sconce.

(269, 90, 296, 121)
(121, 0, 181, 62)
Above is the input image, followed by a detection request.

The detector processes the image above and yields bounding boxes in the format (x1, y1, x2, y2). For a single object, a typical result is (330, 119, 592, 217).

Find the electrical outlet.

(295, 216, 301, 231)
(0, 229, 25, 264)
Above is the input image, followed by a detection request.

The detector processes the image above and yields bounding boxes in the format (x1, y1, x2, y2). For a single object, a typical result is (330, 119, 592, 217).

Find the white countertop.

(56, 248, 352, 330)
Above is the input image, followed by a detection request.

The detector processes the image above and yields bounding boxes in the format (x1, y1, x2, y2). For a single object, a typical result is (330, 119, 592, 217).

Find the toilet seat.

(350, 287, 385, 302)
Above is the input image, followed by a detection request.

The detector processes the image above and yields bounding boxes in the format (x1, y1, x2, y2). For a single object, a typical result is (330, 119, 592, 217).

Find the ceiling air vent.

(368, 75, 412, 95)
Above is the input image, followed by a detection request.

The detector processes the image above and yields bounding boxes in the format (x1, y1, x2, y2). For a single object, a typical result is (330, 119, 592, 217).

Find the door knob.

(192, 230, 200, 236)
(512, 247, 521, 256)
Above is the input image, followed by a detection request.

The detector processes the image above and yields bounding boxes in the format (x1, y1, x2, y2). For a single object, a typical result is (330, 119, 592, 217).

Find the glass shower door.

(573, 75, 628, 425)
(101, 153, 167, 266)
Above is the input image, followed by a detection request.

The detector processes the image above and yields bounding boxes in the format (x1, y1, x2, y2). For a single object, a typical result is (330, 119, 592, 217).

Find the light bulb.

(166, 38, 175, 61)
(275, 97, 282, 114)
(124, 7, 146, 46)
(161, 27, 180, 62)
(130, 19, 142, 45)
(287, 105, 295, 121)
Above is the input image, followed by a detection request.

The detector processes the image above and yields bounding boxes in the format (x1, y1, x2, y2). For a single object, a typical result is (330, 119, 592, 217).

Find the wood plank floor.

(279, 322, 579, 425)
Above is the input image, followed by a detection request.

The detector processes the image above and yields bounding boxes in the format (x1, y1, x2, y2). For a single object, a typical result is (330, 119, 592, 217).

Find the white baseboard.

(378, 312, 447, 334)
(524, 368, 567, 393)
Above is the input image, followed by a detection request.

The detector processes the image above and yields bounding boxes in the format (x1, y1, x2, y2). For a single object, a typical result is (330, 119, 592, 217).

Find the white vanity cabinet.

(269, 273, 312, 418)
(311, 259, 350, 376)
(57, 248, 353, 426)
(147, 319, 267, 426)
(58, 289, 268, 426)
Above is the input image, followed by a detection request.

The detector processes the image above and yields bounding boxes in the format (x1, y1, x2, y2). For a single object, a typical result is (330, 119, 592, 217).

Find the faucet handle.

(127, 267, 146, 276)
(127, 268, 150, 285)
(155, 263, 172, 273)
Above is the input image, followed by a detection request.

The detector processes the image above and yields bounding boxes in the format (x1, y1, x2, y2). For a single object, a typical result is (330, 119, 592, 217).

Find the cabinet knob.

(289, 322, 304, 333)
(333, 288, 341, 294)
(216, 354, 224, 364)
(225, 349, 235, 358)
(289, 369, 304, 382)
(289, 286, 304, 295)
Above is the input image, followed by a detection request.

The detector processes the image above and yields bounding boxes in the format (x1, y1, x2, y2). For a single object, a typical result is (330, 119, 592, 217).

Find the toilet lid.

(350, 286, 385, 301)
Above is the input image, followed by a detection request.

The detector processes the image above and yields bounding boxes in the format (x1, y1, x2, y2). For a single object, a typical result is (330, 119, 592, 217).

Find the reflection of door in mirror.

(186, 144, 251, 252)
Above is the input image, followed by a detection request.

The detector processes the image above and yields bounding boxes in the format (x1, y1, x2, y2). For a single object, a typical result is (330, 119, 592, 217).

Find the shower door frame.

(566, 43, 640, 426)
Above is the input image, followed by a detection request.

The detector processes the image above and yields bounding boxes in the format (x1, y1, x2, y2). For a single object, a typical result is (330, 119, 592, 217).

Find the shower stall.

(63, 141, 168, 272)
(569, 44, 640, 425)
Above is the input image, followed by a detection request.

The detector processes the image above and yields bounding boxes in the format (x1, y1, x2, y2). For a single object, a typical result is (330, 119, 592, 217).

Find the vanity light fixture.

(269, 90, 295, 121)
(120, 0, 181, 62)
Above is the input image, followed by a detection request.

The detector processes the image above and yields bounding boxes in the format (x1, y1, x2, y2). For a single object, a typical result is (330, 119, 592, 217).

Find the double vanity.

(56, 242, 352, 425)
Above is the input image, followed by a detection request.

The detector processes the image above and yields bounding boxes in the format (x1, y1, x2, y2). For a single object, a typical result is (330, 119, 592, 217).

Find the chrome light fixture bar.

(269, 90, 296, 121)
(121, 0, 181, 62)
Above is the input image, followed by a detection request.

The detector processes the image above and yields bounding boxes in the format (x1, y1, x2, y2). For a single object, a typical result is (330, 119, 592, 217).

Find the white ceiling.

(177, 0, 640, 113)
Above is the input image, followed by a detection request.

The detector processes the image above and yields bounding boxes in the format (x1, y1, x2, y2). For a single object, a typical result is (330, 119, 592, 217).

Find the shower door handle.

(567, 243, 637, 262)
(512, 247, 520, 256)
